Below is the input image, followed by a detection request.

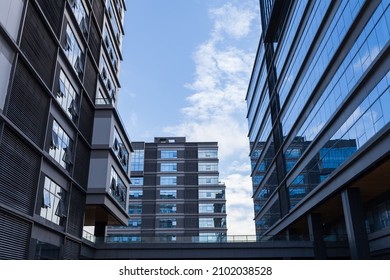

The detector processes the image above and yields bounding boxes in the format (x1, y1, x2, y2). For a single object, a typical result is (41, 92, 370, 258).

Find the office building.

(107, 137, 227, 242)
(246, 0, 389, 258)
(0, 0, 132, 259)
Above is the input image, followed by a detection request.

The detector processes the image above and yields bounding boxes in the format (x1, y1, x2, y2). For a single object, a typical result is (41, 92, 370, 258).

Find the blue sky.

(118, 0, 261, 235)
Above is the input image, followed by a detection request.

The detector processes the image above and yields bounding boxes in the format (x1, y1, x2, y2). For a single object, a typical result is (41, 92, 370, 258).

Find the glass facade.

(110, 167, 127, 210)
(160, 190, 177, 199)
(63, 25, 84, 78)
(160, 176, 177, 185)
(198, 162, 218, 172)
(159, 204, 177, 214)
(160, 162, 177, 172)
(199, 189, 225, 199)
(198, 176, 219, 185)
(57, 70, 79, 122)
(128, 203, 142, 215)
(161, 150, 177, 159)
(49, 120, 74, 172)
(199, 218, 226, 228)
(248, 0, 390, 237)
(113, 128, 129, 172)
(130, 149, 144, 172)
(198, 149, 218, 158)
(199, 203, 225, 214)
(69, 0, 89, 36)
(159, 218, 176, 228)
(130, 177, 143, 186)
(40, 177, 67, 225)
(129, 189, 143, 199)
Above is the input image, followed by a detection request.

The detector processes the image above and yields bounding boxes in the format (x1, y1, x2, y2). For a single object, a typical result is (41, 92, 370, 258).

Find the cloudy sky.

(118, 0, 261, 235)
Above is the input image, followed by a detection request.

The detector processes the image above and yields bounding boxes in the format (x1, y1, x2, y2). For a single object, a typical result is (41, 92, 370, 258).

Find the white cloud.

(210, 3, 257, 40)
(223, 173, 255, 235)
(163, 1, 260, 236)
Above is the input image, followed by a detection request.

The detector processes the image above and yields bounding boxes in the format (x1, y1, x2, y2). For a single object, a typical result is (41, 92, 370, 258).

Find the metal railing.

(82, 231, 349, 244)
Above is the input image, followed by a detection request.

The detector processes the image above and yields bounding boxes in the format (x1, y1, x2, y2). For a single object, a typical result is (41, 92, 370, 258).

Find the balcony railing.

(95, 97, 115, 105)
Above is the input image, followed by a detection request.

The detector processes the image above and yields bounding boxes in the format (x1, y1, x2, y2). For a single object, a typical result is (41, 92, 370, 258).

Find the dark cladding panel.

(177, 162, 185, 172)
(142, 202, 155, 215)
(63, 238, 81, 260)
(177, 150, 185, 159)
(0, 127, 40, 215)
(8, 61, 49, 148)
(185, 147, 198, 159)
(88, 20, 101, 64)
(92, 0, 104, 29)
(84, 54, 97, 101)
(144, 148, 157, 160)
(144, 175, 156, 186)
(67, 186, 86, 237)
(141, 217, 155, 230)
(74, 138, 91, 190)
(36, 0, 63, 36)
(21, 4, 56, 87)
(78, 97, 94, 144)
(184, 188, 198, 200)
(184, 203, 198, 213)
(185, 175, 198, 185)
(184, 217, 198, 229)
(184, 162, 197, 172)
(143, 189, 156, 200)
(177, 176, 184, 185)
(144, 162, 157, 172)
(0, 211, 31, 260)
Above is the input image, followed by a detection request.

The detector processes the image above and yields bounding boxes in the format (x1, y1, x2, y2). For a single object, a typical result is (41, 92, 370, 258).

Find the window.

(130, 150, 144, 172)
(198, 149, 217, 158)
(160, 163, 177, 172)
(199, 189, 225, 199)
(128, 218, 141, 228)
(0, 0, 24, 41)
(159, 204, 177, 213)
(160, 176, 177, 185)
(199, 218, 214, 228)
(63, 25, 84, 77)
(198, 162, 218, 172)
(128, 204, 142, 214)
(198, 233, 226, 242)
(0, 35, 14, 111)
(69, 0, 89, 36)
(159, 219, 176, 228)
(112, 128, 129, 172)
(199, 218, 226, 228)
(130, 177, 143, 186)
(161, 150, 177, 159)
(40, 177, 67, 225)
(103, 25, 119, 72)
(100, 56, 116, 99)
(198, 176, 218, 185)
(49, 120, 73, 171)
(57, 70, 79, 122)
(160, 190, 177, 199)
(106, 0, 121, 44)
(285, 148, 301, 159)
(129, 189, 143, 199)
(110, 168, 127, 209)
(199, 203, 225, 213)
(159, 234, 176, 242)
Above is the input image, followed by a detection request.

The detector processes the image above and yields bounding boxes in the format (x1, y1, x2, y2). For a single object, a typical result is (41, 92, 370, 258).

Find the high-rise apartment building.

(246, 0, 390, 258)
(0, 0, 132, 259)
(107, 137, 227, 242)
